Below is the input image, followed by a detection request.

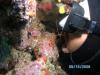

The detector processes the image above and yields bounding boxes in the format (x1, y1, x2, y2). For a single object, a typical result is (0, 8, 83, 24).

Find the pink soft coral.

(15, 57, 51, 75)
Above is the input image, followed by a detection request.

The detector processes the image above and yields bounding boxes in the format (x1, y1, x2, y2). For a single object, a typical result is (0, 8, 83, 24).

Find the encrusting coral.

(4, 18, 68, 75)
(0, 0, 70, 75)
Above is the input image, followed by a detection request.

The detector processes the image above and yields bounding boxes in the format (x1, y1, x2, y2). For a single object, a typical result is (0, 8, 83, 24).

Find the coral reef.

(4, 19, 68, 75)
(0, 0, 69, 75)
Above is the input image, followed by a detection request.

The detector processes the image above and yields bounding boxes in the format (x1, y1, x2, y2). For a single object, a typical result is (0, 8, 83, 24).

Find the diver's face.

(63, 33, 88, 53)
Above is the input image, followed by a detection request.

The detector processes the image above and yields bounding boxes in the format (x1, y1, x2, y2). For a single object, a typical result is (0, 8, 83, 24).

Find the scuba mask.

(59, 0, 96, 33)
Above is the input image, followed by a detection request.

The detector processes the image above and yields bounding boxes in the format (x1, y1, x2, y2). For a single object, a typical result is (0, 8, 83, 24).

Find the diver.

(38, 0, 100, 74)
(57, 0, 100, 75)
